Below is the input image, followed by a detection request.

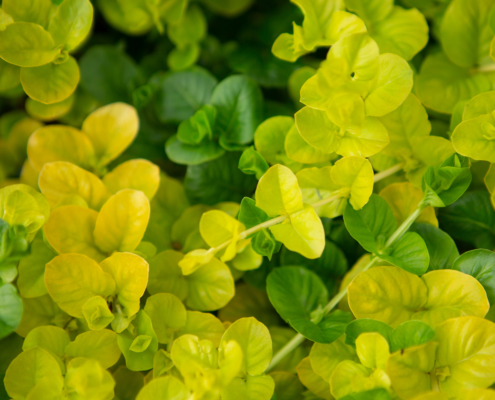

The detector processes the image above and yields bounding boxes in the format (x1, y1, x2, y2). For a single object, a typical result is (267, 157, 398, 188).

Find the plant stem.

(211, 163, 404, 256)
(267, 201, 423, 372)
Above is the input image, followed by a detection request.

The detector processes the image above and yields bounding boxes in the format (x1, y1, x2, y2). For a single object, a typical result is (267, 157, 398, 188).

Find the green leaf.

(0, 22, 59, 67)
(267, 266, 351, 343)
(165, 135, 225, 166)
(416, 51, 491, 114)
(117, 310, 158, 371)
(154, 68, 218, 123)
(184, 153, 257, 205)
(136, 376, 187, 400)
(345, 319, 393, 348)
(238, 197, 269, 230)
(343, 194, 397, 254)
(113, 367, 144, 400)
(409, 223, 459, 271)
(48, 0, 93, 51)
(440, 0, 495, 68)
(0, 59, 20, 92)
(389, 320, 435, 353)
(439, 191, 495, 249)
(80, 45, 142, 104)
(251, 230, 280, 260)
(238, 147, 269, 180)
(176, 105, 216, 145)
(422, 154, 472, 208)
(453, 249, 495, 304)
(144, 293, 187, 344)
(0, 283, 23, 340)
(210, 75, 263, 147)
(380, 232, 429, 276)
(20, 56, 80, 104)
(340, 389, 392, 400)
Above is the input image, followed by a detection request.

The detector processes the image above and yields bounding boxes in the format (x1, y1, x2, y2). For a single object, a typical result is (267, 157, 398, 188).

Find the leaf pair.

(44, 188, 150, 262)
(348, 265, 489, 328)
(28, 102, 139, 176)
(45, 252, 148, 331)
(5, 346, 114, 400)
(0, 0, 93, 103)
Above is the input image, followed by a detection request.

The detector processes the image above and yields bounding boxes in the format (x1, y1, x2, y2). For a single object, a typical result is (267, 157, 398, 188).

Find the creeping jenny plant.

(2, 0, 495, 399)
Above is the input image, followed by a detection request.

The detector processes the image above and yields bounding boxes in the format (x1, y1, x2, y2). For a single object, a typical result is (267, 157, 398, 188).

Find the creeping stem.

(266, 199, 425, 372)
(210, 163, 405, 255)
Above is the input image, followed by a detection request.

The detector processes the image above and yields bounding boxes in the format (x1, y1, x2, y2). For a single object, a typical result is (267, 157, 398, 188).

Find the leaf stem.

(373, 163, 404, 182)
(267, 200, 423, 372)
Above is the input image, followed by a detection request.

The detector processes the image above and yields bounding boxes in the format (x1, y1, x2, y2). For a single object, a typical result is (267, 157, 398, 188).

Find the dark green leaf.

(410, 223, 459, 271)
(343, 194, 397, 254)
(252, 229, 280, 260)
(184, 152, 257, 205)
(165, 135, 225, 166)
(210, 75, 263, 147)
(238, 146, 269, 179)
(238, 198, 270, 229)
(439, 191, 495, 249)
(267, 266, 351, 343)
(380, 232, 429, 276)
(345, 319, 393, 348)
(153, 68, 217, 123)
(80, 45, 142, 104)
(390, 321, 435, 353)
(453, 249, 495, 304)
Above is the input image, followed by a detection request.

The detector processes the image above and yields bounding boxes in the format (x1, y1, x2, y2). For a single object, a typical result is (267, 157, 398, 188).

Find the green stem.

(267, 201, 424, 372)
(373, 163, 404, 182)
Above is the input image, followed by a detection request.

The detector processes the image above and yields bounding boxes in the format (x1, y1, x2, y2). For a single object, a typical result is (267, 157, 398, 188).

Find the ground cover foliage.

(2, 0, 495, 399)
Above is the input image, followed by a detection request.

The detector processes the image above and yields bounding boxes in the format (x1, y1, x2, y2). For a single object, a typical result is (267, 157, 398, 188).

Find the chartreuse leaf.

(0, 59, 20, 92)
(47, 0, 93, 51)
(422, 154, 472, 208)
(144, 293, 187, 344)
(64, 329, 121, 369)
(4, 347, 62, 400)
(21, 56, 80, 105)
(81, 102, 139, 168)
(256, 164, 325, 258)
(297, 357, 332, 400)
(81, 295, 114, 330)
(3, 0, 53, 27)
(26, 94, 75, 122)
(440, 0, 495, 69)
(0, 22, 59, 68)
(176, 311, 225, 347)
(100, 252, 149, 317)
(147, 250, 188, 299)
(348, 266, 489, 328)
(45, 253, 115, 318)
(270, 371, 305, 400)
(39, 161, 110, 210)
(17, 239, 56, 298)
(254, 116, 300, 170)
(94, 189, 150, 253)
(453, 249, 495, 304)
(284, 125, 333, 164)
(65, 357, 115, 400)
(44, 205, 106, 261)
(222, 375, 275, 400)
(416, 51, 491, 114)
(380, 183, 438, 227)
(199, 209, 247, 262)
(103, 160, 160, 200)
(136, 376, 187, 400)
(117, 310, 158, 371)
(387, 341, 438, 399)
(22, 326, 70, 365)
(310, 336, 359, 382)
(267, 267, 352, 343)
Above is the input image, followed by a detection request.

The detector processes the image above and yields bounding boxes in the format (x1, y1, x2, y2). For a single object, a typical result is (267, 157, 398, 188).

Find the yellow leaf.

(356, 332, 390, 370)
(296, 357, 332, 400)
(44, 205, 106, 262)
(178, 249, 215, 275)
(94, 189, 150, 253)
(103, 159, 160, 200)
(81, 102, 139, 167)
(45, 253, 116, 318)
(39, 161, 110, 210)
